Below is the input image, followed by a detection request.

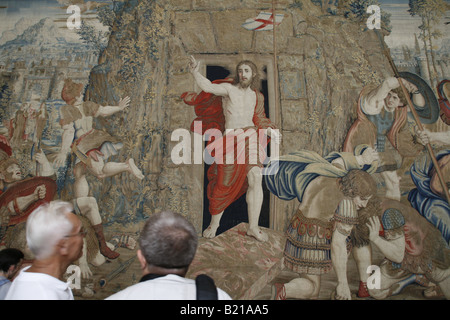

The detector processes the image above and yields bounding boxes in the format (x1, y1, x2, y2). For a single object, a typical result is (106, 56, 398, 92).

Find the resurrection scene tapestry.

(0, 0, 449, 300)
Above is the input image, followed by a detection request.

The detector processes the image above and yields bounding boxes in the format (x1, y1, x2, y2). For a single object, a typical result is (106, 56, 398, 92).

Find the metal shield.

(399, 71, 440, 124)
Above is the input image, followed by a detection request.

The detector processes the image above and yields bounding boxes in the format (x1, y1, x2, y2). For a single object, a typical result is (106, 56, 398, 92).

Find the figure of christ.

(54, 79, 144, 259)
(344, 77, 428, 201)
(186, 56, 281, 242)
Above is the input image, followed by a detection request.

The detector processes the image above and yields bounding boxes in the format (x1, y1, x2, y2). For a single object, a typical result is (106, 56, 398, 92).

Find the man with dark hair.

(0, 248, 24, 299)
(183, 56, 281, 242)
(105, 210, 232, 300)
(344, 77, 428, 200)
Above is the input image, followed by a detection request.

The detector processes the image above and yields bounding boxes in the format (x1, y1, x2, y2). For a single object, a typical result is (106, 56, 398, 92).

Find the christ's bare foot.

(247, 227, 268, 242)
(127, 159, 144, 180)
(202, 224, 219, 239)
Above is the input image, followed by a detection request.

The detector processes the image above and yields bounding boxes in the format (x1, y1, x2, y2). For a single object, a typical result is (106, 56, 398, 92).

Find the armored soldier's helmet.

(381, 208, 405, 231)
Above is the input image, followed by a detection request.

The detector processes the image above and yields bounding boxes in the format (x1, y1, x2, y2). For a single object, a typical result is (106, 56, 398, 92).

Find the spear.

(258, 0, 287, 117)
(272, 0, 279, 115)
(99, 256, 136, 288)
(32, 101, 47, 176)
(375, 29, 450, 204)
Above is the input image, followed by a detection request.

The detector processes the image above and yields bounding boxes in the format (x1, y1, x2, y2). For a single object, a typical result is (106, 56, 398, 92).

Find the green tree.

(0, 84, 12, 122)
(414, 33, 421, 55)
(338, 0, 391, 31)
(97, 0, 125, 31)
(408, 0, 449, 88)
(75, 1, 126, 55)
(402, 45, 412, 61)
(76, 20, 107, 54)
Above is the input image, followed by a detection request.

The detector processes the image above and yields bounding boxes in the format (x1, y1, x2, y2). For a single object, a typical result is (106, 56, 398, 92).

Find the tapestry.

(0, 0, 449, 301)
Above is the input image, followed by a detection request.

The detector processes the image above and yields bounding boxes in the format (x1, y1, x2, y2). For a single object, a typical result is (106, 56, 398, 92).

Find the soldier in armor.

(54, 79, 144, 260)
(344, 77, 429, 200)
(365, 200, 450, 299)
(267, 146, 379, 300)
(0, 136, 56, 249)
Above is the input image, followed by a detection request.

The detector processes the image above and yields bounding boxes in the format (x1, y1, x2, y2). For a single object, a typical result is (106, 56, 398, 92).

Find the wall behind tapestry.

(0, 0, 449, 300)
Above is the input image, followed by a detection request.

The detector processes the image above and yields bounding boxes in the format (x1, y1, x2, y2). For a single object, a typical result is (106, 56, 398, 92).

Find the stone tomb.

(186, 223, 286, 300)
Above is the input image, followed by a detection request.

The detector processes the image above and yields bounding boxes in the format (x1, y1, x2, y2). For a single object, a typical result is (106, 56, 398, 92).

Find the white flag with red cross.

(242, 12, 284, 31)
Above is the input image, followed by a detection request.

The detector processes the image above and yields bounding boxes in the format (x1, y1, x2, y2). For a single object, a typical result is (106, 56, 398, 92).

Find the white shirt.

(105, 274, 232, 300)
(5, 266, 74, 300)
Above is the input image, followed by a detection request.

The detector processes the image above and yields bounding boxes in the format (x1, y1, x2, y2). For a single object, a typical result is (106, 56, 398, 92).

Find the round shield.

(399, 71, 440, 124)
(0, 176, 57, 226)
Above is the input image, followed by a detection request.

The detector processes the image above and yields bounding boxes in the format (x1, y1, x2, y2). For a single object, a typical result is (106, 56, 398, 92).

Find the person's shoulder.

(219, 82, 235, 90)
(104, 290, 125, 300)
(163, 274, 195, 284)
(334, 198, 358, 225)
(0, 279, 11, 292)
(59, 104, 82, 123)
(337, 198, 356, 212)
(217, 287, 233, 300)
(105, 282, 145, 300)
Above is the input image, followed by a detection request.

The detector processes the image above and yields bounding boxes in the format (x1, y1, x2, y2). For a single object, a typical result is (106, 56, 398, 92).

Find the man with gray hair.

(5, 201, 84, 300)
(106, 210, 231, 300)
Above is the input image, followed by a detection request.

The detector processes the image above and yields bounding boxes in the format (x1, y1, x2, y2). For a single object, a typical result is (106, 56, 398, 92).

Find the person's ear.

(57, 238, 69, 256)
(7, 264, 16, 276)
(137, 249, 148, 270)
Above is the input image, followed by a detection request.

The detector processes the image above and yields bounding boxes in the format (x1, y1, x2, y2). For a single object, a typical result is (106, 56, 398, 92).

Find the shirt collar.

(139, 273, 166, 283)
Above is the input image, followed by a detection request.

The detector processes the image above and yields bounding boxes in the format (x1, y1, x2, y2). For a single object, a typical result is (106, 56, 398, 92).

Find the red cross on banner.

(242, 12, 284, 31)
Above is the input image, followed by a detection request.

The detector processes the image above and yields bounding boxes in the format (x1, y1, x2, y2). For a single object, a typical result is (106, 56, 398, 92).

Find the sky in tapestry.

(0, 0, 107, 45)
(0, 0, 448, 50)
(0, 1, 68, 31)
(379, 0, 450, 48)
